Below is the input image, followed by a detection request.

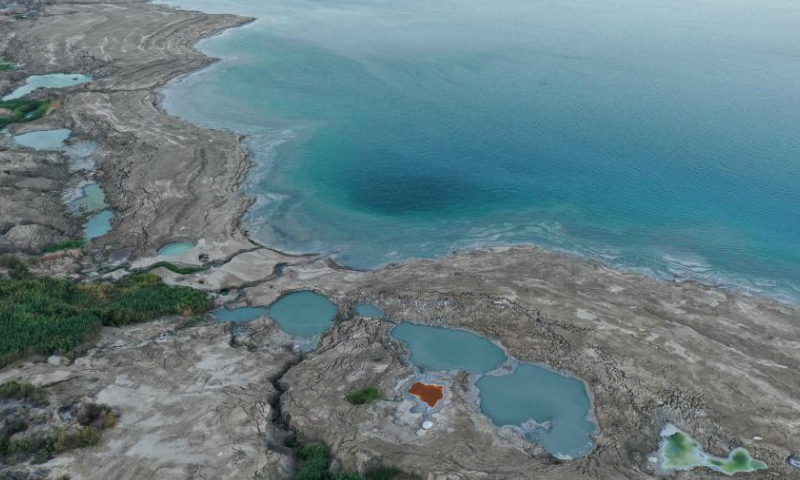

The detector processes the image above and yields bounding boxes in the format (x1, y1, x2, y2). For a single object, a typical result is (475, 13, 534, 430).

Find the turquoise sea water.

(477, 364, 595, 459)
(160, 0, 800, 303)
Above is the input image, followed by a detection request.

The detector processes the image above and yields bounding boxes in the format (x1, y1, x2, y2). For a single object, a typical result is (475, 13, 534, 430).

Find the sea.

(158, 0, 800, 304)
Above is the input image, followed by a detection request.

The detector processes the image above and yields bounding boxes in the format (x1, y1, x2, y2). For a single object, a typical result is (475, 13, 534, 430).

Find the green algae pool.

(2, 73, 92, 100)
(268, 291, 338, 337)
(659, 424, 766, 475)
(477, 363, 596, 459)
(391, 322, 507, 373)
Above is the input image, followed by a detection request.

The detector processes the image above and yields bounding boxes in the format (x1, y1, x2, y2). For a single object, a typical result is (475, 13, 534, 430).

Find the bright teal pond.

(83, 210, 113, 241)
(213, 306, 268, 323)
(268, 291, 338, 337)
(2, 73, 92, 100)
(477, 364, 595, 459)
(391, 322, 507, 373)
(158, 242, 194, 256)
(355, 304, 384, 318)
(13, 129, 71, 150)
(69, 183, 107, 213)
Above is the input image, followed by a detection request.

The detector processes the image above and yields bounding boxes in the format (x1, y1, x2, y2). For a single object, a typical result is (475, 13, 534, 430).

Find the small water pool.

(213, 306, 269, 323)
(2, 73, 92, 100)
(408, 381, 444, 408)
(83, 210, 113, 241)
(68, 183, 107, 213)
(476, 363, 596, 459)
(13, 129, 71, 150)
(269, 291, 338, 337)
(355, 304, 384, 318)
(158, 241, 194, 256)
(658, 424, 766, 475)
(391, 322, 507, 373)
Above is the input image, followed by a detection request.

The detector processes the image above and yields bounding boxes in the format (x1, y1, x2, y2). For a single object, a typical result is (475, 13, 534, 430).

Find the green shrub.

(146, 261, 205, 275)
(345, 387, 382, 405)
(334, 474, 365, 480)
(0, 62, 16, 72)
(0, 381, 48, 406)
(365, 468, 402, 480)
(0, 273, 211, 366)
(0, 98, 55, 128)
(43, 240, 84, 253)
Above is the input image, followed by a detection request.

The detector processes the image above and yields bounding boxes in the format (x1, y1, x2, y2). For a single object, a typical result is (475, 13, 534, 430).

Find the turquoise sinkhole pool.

(213, 306, 269, 323)
(391, 322, 507, 373)
(13, 129, 71, 150)
(2, 73, 92, 100)
(68, 183, 107, 213)
(476, 363, 596, 459)
(158, 242, 195, 256)
(83, 210, 113, 241)
(268, 290, 338, 337)
(355, 304, 384, 318)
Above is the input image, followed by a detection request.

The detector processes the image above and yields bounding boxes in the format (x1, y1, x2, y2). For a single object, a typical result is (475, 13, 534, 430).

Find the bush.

(345, 387, 382, 405)
(146, 261, 205, 275)
(0, 381, 48, 406)
(0, 273, 211, 366)
(0, 98, 55, 128)
(43, 240, 84, 253)
(365, 468, 402, 480)
(334, 474, 365, 480)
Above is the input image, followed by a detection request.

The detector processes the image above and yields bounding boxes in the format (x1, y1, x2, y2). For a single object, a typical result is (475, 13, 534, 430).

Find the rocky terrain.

(1, 1, 799, 480)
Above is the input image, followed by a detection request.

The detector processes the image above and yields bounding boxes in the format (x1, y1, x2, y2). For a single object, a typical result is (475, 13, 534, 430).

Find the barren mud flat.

(1, 1, 799, 480)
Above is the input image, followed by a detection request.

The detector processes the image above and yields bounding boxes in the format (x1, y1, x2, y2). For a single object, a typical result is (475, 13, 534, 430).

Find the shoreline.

(1, 1, 800, 479)
(151, 1, 800, 308)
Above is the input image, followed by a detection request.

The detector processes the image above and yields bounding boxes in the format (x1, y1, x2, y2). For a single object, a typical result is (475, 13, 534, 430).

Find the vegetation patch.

(146, 261, 206, 275)
(0, 61, 16, 72)
(345, 387, 383, 405)
(0, 381, 117, 466)
(0, 273, 211, 366)
(42, 239, 84, 253)
(0, 381, 48, 407)
(0, 98, 56, 128)
(288, 436, 415, 480)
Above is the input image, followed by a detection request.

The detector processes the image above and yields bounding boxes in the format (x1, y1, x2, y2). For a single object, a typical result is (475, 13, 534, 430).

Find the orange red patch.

(408, 381, 444, 408)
